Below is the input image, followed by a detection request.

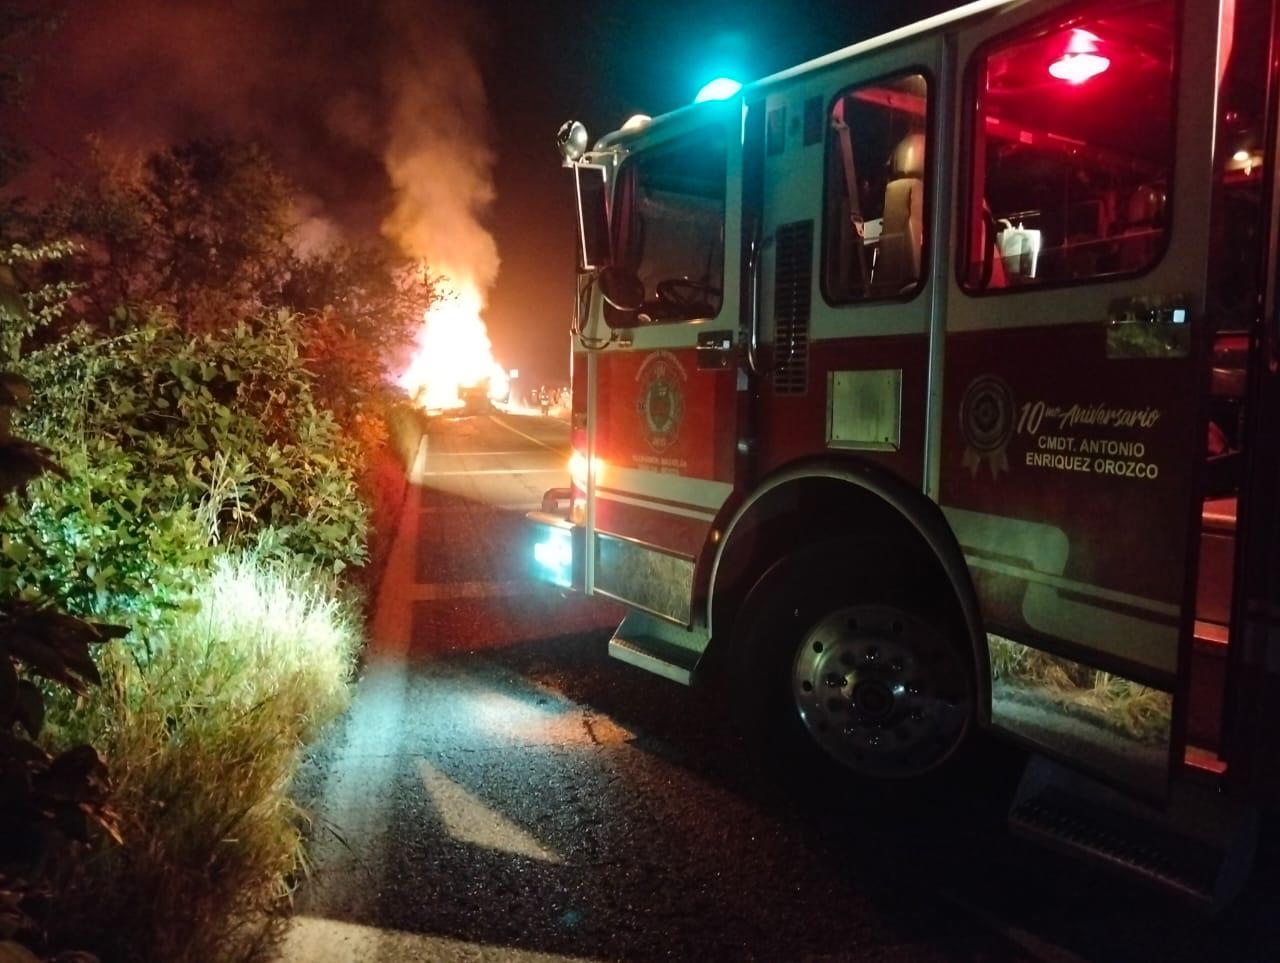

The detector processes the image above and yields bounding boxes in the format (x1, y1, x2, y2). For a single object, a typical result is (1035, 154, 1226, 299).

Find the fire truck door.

(939, 0, 1224, 797)
(754, 33, 944, 487)
(586, 100, 744, 626)
(1226, 0, 1280, 803)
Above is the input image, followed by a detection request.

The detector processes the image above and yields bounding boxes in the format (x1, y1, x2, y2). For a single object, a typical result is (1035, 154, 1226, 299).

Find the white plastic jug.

(997, 219, 1042, 280)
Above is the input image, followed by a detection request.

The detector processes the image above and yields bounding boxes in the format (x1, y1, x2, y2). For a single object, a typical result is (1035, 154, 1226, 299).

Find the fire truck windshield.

(608, 125, 727, 325)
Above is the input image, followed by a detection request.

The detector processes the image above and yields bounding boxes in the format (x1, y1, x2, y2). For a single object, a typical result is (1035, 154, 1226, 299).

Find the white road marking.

(488, 414, 569, 454)
(283, 916, 600, 962)
(280, 661, 415, 955)
(416, 759, 560, 863)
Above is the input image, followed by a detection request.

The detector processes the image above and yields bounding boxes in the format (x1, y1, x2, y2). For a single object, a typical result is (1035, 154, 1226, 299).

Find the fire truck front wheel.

(732, 544, 974, 782)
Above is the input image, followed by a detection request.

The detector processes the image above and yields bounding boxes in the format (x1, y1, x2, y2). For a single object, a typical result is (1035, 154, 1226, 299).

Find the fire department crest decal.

(960, 375, 1015, 480)
(636, 350, 686, 453)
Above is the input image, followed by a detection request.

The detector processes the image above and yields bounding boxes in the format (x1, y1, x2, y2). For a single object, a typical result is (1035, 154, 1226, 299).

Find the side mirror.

(573, 164, 611, 270)
(598, 266, 645, 328)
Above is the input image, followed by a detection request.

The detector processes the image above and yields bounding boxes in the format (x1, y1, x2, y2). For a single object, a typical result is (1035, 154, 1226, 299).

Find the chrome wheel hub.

(790, 604, 971, 778)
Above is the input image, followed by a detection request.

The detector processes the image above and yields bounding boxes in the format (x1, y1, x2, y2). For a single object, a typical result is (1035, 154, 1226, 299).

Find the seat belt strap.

(832, 100, 870, 292)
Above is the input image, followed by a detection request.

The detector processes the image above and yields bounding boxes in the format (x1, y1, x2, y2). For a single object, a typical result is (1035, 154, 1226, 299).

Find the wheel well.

(704, 464, 990, 716)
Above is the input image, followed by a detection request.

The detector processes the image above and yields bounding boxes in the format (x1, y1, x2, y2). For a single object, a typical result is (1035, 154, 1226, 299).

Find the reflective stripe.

(964, 556, 1179, 618)
(597, 489, 718, 521)
(419, 468, 563, 476)
(604, 466, 732, 511)
(944, 505, 1179, 675)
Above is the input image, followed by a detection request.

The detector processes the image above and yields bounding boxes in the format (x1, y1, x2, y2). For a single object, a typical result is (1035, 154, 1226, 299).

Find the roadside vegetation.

(988, 634, 1172, 744)
(40, 555, 361, 962)
(0, 17, 431, 959)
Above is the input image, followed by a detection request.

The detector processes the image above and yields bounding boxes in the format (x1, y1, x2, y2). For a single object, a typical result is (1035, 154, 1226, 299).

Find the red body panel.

(939, 323, 1198, 678)
(757, 334, 929, 485)
(595, 348, 736, 484)
(593, 498, 708, 558)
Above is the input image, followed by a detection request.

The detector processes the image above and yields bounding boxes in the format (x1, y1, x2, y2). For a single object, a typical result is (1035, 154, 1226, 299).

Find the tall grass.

(43, 553, 360, 963)
(989, 633, 1171, 744)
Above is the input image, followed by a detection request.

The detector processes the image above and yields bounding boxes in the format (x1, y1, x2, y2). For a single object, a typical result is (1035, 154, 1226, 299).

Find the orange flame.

(399, 278, 509, 411)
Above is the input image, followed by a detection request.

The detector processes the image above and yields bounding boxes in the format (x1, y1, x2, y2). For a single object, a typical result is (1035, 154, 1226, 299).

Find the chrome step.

(1010, 756, 1257, 911)
(607, 611, 707, 686)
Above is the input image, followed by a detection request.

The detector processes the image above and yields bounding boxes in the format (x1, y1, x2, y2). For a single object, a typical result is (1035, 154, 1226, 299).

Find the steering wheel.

(656, 277, 721, 316)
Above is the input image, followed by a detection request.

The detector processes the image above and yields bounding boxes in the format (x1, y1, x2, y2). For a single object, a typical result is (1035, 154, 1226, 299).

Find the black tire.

(731, 539, 975, 784)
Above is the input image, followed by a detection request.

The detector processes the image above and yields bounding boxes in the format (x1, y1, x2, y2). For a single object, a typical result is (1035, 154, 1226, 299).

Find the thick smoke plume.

(381, 2, 500, 298)
(10, 0, 501, 284)
(10, 0, 508, 401)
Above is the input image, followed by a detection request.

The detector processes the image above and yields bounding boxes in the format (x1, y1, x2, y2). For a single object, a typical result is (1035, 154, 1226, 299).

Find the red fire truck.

(531, 0, 1280, 905)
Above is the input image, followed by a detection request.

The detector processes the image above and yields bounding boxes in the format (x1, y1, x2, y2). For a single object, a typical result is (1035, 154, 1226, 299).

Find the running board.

(1009, 756, 1258, 911)
(607, 611, 707, 686)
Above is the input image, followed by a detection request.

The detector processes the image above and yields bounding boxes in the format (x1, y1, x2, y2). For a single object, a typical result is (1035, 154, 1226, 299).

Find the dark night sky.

(484, 0, 957, 384)
(9, 0, 959, 385)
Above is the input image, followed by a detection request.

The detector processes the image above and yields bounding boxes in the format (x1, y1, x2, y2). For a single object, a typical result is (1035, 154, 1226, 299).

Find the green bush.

(0, 378, 124, 962)
(42, 552, 360, 963)
(0, 106, 407, 960)
(0, 309, 368, 626)
(0, 137, 420, 958)
(0, 448, 209, 624)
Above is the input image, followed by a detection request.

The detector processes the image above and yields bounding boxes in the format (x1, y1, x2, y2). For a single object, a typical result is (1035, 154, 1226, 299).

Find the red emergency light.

(1049, 29, 1110, 84)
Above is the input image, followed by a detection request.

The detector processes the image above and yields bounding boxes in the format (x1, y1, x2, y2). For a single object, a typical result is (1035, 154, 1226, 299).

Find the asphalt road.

(281, 410, 1277, 963)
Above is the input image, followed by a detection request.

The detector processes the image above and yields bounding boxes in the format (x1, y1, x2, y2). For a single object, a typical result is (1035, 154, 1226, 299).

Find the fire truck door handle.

(696, 329, 735, 369)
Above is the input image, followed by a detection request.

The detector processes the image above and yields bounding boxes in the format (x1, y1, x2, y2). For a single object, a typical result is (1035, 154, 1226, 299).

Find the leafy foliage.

(30, 140, 433, 355)
(1, 309, 369, 628)
(0, 211, 380, 960)
(35, 140, 296, 336)
(0, 243, 80, 364)
(0, 597, 124, 864)
(0, 357, 121, 962)
(0, 118, 423, 963)
(24, 138, 432, 473)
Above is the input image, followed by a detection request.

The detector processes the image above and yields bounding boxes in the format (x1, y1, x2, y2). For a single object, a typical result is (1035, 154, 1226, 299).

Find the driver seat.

(874, 133, 925, 295)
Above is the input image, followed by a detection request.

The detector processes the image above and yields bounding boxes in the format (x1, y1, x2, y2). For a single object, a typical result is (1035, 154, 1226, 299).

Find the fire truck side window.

(961, 0, 1178, 292)
(823, 72, 930, 303)
(612, 126, 726, 324)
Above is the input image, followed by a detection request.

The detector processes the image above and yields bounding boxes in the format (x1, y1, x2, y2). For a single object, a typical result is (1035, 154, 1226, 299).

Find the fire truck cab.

(534, 0, 1280, 906)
